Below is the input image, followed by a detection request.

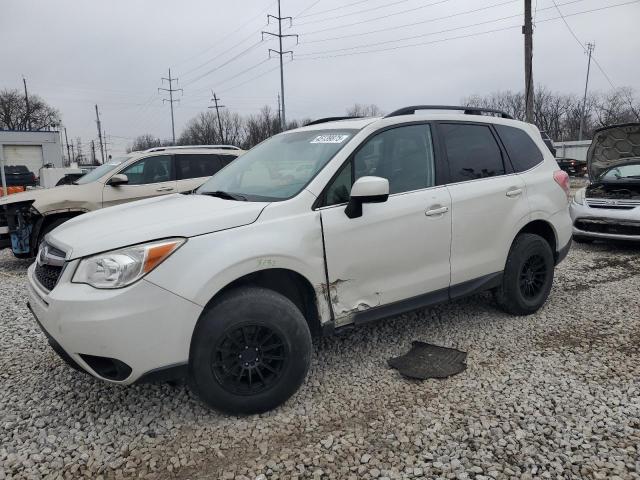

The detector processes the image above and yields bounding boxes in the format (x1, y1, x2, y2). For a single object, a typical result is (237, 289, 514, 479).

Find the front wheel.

(494, 233, 555, 315)
(189, 287, 312, 414)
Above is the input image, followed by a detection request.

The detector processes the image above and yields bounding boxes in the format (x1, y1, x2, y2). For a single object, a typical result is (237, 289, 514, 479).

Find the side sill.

(325, 271, 503, 335)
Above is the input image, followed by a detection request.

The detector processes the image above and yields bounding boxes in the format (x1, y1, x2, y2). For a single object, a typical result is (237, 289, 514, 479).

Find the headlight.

(72, 238, 185, 289)
(573, 188, 586, 205)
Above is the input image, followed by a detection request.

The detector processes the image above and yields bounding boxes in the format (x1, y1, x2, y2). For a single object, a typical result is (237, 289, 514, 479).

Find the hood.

(587, 123, 640, 180)
(48, 194, 268, 259)
(0, 184, 95, 211)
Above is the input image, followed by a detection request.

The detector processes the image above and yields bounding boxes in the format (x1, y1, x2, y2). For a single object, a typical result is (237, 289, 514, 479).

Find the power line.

(296, 1, 639, 60)
(295, 0, 413, 27)
(297, 0, 455, 36)
(262, 0, 298, 129)
(172, 1, 276, 72)
(297, 0, 370, 18)
(158, 68, 183, 144)
(219, 61, 289, 94)
(293, 0, 324, 17)
(300, 0, 522, 43)
(550, 0, 617, 89)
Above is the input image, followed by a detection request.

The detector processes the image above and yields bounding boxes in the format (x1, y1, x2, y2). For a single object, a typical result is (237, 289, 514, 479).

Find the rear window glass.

(495, 125, 544, 172)
(440, 123, 505, 182)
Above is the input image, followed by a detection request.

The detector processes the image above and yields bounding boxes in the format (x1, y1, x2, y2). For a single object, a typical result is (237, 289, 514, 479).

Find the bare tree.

(179, 110, 244, 146)
(346, 103, 383, 117)
(127, 134, 169, 153)
(243, 106, 281, 149)
(464, 86, 639, 141)
(0, 88, 61, 130)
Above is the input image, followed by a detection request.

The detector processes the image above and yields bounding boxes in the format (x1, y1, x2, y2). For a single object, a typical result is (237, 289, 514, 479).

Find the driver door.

(102, 155, 176, 208)
(318, 124, 452, 325)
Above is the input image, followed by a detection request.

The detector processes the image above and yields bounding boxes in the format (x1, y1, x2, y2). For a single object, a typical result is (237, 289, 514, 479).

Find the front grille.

(34, 242, 67, 291)
(575, 218, 640, 237)
(586, 198, 640, 210)
(35, 262, 63, 291)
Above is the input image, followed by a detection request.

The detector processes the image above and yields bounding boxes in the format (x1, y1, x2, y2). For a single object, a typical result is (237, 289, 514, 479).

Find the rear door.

(102, 154, 176, 207)
(438, 122, 529, 285)
(175, 153, 224, 193)
(319, 123, 452, 323)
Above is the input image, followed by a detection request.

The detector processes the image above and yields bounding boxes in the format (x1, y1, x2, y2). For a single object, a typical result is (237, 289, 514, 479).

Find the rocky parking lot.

(1, 242, 639, 480)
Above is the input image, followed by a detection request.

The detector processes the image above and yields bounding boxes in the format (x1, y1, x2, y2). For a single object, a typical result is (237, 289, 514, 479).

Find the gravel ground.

(1, 241, 639, 480)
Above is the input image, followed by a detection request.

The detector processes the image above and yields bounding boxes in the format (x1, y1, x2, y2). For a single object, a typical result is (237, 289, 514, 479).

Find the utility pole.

(64, 127, 71, 166)
(103, 130, 110, 161)
(158, 68, 182, 144)
(90, 140, 96, 165)
(70, 144, 75, 164)
(23, 77, 31, 130)
(277, 93, 282, 127)
(262, 0, 298, 131)
(95, 105, 105, 163)
(208, 91, 225, 143)
(579, 42, 595, 141)
(523, 0, 534, 124)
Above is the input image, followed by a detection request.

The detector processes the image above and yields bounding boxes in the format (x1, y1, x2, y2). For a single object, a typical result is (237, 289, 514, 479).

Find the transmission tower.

(158, 68, 183, 144)
(262, 0, 298, 131)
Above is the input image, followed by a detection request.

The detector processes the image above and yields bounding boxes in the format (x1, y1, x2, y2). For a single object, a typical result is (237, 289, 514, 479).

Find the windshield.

(600, 161, 640, 181)
(198, 129, 357, 200)
(74, 156, 129, 184)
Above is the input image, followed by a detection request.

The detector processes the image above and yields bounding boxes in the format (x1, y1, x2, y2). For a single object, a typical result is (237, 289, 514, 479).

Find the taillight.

(553, 170, 570, 200)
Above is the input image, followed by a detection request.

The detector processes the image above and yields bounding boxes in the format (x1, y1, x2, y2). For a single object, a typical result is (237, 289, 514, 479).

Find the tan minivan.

(0, 145, 244, 258)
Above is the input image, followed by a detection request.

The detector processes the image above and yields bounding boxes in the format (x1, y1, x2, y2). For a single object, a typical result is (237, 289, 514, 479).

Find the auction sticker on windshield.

(310, 134, 350, 144)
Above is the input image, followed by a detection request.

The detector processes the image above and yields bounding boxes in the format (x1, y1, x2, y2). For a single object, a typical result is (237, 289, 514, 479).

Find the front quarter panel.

(145, 191, 331, 324)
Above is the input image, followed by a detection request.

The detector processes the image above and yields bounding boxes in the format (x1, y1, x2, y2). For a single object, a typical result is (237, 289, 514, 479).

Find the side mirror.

(345, 176, 389, 219)
(107, 174, 128, 186)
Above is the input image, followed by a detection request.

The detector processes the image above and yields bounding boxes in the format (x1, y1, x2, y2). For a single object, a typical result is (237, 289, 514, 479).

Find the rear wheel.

(494, 233, 554, 315)
(189, 287, 312, 414)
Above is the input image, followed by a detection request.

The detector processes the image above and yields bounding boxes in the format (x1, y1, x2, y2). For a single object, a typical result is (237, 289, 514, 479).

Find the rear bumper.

(570, 201, 640, 241)
(556, 238, 571, 265)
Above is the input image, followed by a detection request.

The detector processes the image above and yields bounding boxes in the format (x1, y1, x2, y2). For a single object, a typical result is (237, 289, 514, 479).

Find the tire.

(494, 233, 555, 316)
(189, 286, 312, 414)
(573, 234, 594, 244)
(37, 217, 71, 248)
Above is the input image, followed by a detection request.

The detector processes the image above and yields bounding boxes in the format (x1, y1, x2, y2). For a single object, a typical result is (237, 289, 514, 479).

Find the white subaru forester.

(28, 106, 572, 414)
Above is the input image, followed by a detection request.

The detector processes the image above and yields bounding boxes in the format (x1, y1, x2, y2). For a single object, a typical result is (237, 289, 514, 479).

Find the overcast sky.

(2, 0, 639, 156)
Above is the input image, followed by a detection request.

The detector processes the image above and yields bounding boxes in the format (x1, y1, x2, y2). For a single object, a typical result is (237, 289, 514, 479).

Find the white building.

(553, 140, 592, 161)
(0, 130, 64, 176)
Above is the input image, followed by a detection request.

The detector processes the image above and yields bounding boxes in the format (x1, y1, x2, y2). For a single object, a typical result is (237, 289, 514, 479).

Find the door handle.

(156, 186, 174, 192)
(425, 206, 449, 216)
(506, 188, 523, 198)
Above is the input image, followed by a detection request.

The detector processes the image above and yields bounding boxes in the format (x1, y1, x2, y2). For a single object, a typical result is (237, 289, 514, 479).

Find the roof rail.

(305, 116, 362, 126)
(384, 105, 514, 120)
(144, 145, 241, 153)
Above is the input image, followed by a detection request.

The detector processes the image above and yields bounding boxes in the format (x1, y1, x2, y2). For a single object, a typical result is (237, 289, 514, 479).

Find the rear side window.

(218, 154, 238, 166)
(176, 154, 222, 180)
(495, 124, 544, 172)
(440, 123, 505, 182)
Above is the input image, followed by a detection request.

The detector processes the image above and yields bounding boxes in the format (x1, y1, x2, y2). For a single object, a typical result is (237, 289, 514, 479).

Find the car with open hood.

(26, 105, 572, 414)
(0, 145, 243, 258)
(570, 123, 640, 242)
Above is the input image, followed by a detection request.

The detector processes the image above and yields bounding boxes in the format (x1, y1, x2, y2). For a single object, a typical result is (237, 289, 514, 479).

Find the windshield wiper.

(200, 190, 247, 201)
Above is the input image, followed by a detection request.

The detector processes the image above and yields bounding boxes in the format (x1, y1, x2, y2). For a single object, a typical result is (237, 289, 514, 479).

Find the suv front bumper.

(27, 263, 202, 384)
(570, 201, 640, 241)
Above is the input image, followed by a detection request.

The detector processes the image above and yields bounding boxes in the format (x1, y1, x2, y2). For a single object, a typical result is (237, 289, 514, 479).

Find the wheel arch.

(198, 268, 322, 337)
(515, 219, 557, 258)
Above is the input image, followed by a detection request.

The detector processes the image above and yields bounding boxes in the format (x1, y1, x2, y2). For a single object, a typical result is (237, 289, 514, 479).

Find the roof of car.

(129, 146, 245, 156)
(297, 112, 528, 132)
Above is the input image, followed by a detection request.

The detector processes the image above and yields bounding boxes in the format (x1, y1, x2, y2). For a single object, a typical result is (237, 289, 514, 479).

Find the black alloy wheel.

(211, 325, 288, 395)
(518, 254, 548, 299)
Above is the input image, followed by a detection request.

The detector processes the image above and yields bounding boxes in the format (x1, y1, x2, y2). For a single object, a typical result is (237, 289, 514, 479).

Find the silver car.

(570, 123, 640, 243)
